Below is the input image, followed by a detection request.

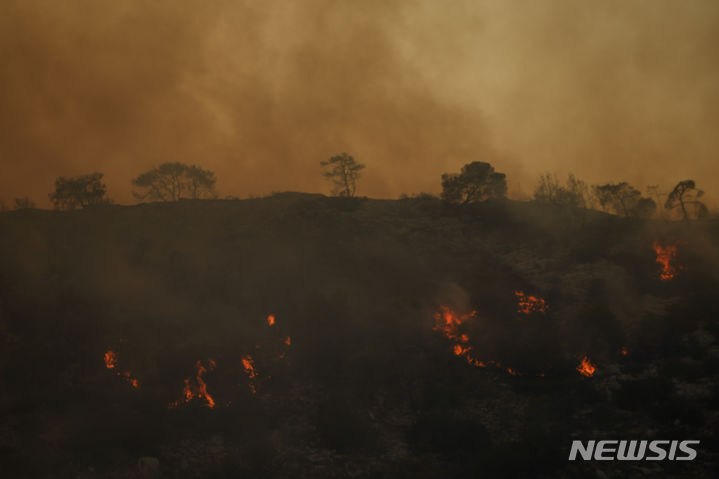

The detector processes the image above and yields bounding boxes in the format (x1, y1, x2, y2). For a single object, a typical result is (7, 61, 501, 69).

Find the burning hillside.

(0, 197, 717, 478)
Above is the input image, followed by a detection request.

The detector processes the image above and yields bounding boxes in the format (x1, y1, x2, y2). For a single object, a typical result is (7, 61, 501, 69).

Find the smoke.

(1, 1, 717, 206)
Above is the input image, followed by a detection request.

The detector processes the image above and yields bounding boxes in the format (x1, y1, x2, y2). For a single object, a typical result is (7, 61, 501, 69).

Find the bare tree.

(132, 162, 217, 202)
(534, 172, 587, 208)
(665, 180, 707, 221)
(49, 173, 110, 210)
(441, 161, 507, 204)
(320, 153, 365, 197)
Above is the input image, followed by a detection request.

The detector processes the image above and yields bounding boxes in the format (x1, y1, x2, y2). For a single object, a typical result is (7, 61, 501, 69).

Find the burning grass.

(653, 241, 682, 281)
(514, 290, 549, 314)
(104, 349, 139, 388)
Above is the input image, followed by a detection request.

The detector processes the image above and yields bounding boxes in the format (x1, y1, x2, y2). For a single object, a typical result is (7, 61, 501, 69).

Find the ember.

(576, 356, 596, 377)
(514, 290, 549, 314)
(241, 354, 258, 394)
(103, 349, 139, 388)
(104, 350, 118, 369)
(267, 314, 276, 326)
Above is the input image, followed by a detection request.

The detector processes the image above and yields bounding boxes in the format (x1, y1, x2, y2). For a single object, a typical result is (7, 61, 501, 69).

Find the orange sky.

(1, 0, 718, 207)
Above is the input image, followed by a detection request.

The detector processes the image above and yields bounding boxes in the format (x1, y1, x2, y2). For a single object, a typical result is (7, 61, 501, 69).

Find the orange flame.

(434, 306, 536, 376)
(284, 336, 291, 346)
(241, 355, 258, 394)
(576, 356, 596, 377)
(267, 314, 276, 326)
(653, 241, 680, 280)
(514, 290, 549, 314)
(104, 350, 118, 369)
(170, 359, 216, 408)
(104, 349, 139, 388)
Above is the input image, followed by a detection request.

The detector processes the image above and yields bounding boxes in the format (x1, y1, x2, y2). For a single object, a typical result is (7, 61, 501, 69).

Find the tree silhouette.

(592, 182, 656, 217)
(13, 197, 36, 210)
(534, 173, 588, 208)
(49, 173, 110, 210)
(132, 162, 217, 202)
(665, 180, 707, 221)
(441, 161, 507, 204)
(320, 153, 365, 197)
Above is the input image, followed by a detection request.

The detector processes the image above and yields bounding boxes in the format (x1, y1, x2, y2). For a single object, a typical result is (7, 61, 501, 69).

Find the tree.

(320, 153, 365, 197)
(592, 182, 656, 217)
(665, 180, 707, 221)
(534, 173, 587, 208)
(592, 182, 639, 216)
(132, 162, 217, 202)
(13, 197, 36, 210)
(440, 161, 507, 204)
(49, 173, 110, 210)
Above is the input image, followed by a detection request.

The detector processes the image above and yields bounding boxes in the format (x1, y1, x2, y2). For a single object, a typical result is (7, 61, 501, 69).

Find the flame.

(104, 349, 139, 388)
(284, 336, 291, 346)
(241, 354, 258, 394)
(104, 350, 118, 369)
(653, 241, 681, 280)
(514, 290, 549, 314)
(576, 356, 596, 377)
(433, 306, 536, 376)
(621, 347, 628, 356)
(267, 314, 276, 326)
(170, 359, 217, 408)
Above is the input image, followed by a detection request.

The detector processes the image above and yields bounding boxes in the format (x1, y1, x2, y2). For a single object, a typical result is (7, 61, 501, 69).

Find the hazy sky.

(1, 0, 718, 207)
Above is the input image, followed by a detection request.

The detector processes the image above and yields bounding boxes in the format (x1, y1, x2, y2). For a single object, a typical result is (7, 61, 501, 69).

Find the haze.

(1, 0, 718, 207)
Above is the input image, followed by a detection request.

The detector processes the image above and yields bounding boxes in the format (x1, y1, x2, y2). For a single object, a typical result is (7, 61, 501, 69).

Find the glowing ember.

(576, 356, 596, 377)
(241, 354, 258, 394)
(621, 347, 628, 356)
(514, 290, 549, 314)
(170, 359, 217, 408)
(104, 350, 118, 369)
(104, 349, 139, 388)
(284, 336, 291, 346)
(267, 314, 276, 326)
(653, 241, 681, 280)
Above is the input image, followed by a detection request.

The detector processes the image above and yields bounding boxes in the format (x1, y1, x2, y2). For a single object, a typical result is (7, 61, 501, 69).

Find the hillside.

(1, 194, 718, 478)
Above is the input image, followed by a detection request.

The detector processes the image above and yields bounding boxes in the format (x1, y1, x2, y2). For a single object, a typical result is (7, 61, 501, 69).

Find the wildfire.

(514, 291, 549, 314)
(434, 306, 533, 377)
(267, 314, 276, 326)
(104, 349, 139, 388)
(170, 359, 217, 408)
(241, 354, 258, 394)
(653, 241, 681, 280)
(576, 356, 596, 377)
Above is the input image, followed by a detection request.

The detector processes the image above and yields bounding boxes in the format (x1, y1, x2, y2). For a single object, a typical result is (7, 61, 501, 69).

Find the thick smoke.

(1, 0, 717, 206)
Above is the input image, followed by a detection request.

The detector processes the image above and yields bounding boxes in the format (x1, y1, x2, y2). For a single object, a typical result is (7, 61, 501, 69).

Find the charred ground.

(1, 194, 718, 478)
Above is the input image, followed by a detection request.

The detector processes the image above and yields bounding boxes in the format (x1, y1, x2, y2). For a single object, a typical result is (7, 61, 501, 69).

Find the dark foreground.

(1, 194, 718, 478)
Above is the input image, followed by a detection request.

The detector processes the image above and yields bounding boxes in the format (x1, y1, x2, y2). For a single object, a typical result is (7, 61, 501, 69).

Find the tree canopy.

(320, 153, 365, 197)
(132, 162, 217, 202)
(440, 161, 507, 204)
(665, 180, 707, 221)
(49, 173, 109, 210)
(592, 182, 656, 218)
